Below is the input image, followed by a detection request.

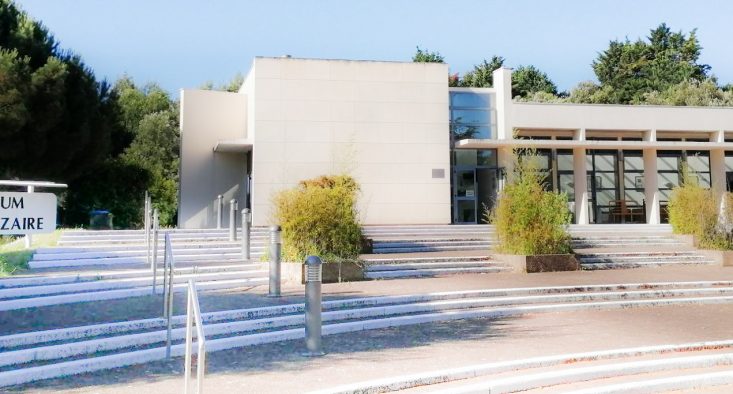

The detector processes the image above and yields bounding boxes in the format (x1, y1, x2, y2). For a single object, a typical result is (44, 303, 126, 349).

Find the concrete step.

(372, 245, 491, 254)
(365, 266, 509, 279)
(0, 269, 267, 300)
(0, 277, 268, 312)
(32, 245, 266, 261)
(581, 260, 718, 270)
(317, 340, 733, 394)
(0, 281, 731, 387)
(0, 263, 262, 289)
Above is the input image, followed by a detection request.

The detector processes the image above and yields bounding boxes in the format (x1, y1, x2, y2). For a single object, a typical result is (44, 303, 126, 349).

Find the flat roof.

(458, 139, 733, 151)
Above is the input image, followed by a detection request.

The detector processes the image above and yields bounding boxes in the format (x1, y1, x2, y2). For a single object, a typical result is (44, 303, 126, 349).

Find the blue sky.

(14, 0, 733, 95)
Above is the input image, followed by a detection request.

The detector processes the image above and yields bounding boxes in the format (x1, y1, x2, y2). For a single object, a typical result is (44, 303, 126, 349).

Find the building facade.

(178, 56, 733, 228)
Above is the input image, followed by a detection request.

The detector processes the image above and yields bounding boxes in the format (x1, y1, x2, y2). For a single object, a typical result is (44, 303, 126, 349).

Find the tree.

(201, 72, 245, 92)
(114, 78, 180, 225)
(412, 46, 444, 63)
(460, 56, 505, 87)
(643, 79, 733, 106)
(0, 0, 118, 182)
(592, 23, 710, 104)
(511, 65, 558, 98)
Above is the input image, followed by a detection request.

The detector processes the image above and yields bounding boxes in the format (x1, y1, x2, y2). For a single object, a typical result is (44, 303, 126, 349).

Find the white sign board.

(0, 192, 57, 235)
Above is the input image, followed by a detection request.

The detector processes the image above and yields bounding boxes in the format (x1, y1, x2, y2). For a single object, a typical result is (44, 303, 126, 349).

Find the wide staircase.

(362, 225, 505, 278)
(319, 339, 733, 393)
(361, 224, 717, 278)
(570, 224, 716, 270)
(1, 280, 732, 388)
(0, 228, 270, 311)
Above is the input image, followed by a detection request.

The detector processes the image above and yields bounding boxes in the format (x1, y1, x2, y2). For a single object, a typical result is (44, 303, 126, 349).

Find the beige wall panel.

(179, 89, 248, 228)
(249, 57, 450, 226)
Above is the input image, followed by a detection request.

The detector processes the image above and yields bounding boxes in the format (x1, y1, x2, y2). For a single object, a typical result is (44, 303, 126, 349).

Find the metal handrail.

(163, 232, 175, 358)
(151, 209, 159, 295)
(184, 280, 206, 394)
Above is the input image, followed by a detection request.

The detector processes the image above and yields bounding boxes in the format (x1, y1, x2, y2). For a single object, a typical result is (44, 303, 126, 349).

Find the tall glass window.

(450, 92, 493, 140)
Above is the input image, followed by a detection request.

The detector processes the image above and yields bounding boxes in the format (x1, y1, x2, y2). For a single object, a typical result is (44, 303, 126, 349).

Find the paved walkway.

(2, 265, 733, 335)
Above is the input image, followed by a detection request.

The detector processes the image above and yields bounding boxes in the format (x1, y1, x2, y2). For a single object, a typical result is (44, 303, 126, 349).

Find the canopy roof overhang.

(213, 139, 253, 153)
(457, 139, 733, 151)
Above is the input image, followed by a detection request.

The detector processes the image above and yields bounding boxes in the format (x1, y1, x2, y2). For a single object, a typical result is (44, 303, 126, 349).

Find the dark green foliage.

(273, 175, 363, 262)
(115, 78, 180, 226)
(511, 65, 558, 98)
(0, 0, 118, 181)
(460, 56, 505, 87)
(63, 160, 151, 229)
(591, 23, 710, 104)
(412, 46, 444, 63)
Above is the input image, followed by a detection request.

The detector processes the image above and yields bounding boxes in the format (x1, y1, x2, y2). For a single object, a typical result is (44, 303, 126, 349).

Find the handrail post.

(216, 195, 223, 229)
(164, 232, 175, 359)
(184, 284, 194, 393)
(144, 192, 150, 268)
(184, 280, 206, 394)
(268, 225, 282, 297)
(229, 199, 237, 241)
(241, 208, 251, 260)
(151, 209, 159, 295)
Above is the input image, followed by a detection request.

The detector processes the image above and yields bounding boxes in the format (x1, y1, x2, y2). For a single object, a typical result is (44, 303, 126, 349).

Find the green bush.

(273, 175, 363, 262)
(490, 149, 572, 255)
(668, 165, 730, 249)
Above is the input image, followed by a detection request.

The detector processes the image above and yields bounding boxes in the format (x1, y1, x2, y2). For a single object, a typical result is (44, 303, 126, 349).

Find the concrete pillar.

(643, 129, 660, 225)
(643, 150, 660, 224)
(572, 128, 588, 225)
(573, 148, 589, 225)
(492, 67, 513, 140)
(497, 146, 514, 192)
(710, 130, 726, 220)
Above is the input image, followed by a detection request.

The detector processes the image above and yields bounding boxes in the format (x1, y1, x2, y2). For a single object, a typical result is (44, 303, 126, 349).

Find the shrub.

(490, 149, 572, 255)
(273, 175, 363, 262)
(668, 165, 730, 249)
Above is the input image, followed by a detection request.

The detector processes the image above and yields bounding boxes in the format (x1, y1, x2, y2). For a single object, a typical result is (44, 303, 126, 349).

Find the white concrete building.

(178, 56, 733, 228)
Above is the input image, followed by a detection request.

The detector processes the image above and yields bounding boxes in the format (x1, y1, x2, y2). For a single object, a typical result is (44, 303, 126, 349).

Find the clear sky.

(14, 0, 733, 95)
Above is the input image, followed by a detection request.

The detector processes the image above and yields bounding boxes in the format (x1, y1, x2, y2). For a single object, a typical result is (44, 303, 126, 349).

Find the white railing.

(184, 280, 206, 394)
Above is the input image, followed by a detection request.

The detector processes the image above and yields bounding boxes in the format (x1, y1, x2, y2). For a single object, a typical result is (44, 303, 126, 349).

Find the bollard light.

(216, 195, 224, 229)
(268, 225, 282, 297)
(303, 255, 324, 356)
(241, 208, 251, 260)
(229, 199, 237, 241)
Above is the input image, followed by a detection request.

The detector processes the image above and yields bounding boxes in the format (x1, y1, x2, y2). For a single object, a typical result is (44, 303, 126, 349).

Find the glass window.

(455, 150, 477, 166)
(658, 172, 679, 190)
(625, 189, 645, 205)
(725, 154, 733, 172)
(450, 93, 490, 108)
(686, 154, 710, 173)
(455, 150, 497, 167)
(658, 155, 680, 171)
(624, 155, 644, 171)
(557, 152, 573, 171)
(558, 174, 575, 201)
(451, 109, 490, 125)
(456, 200, 477, 222)
(477, 150, 497, 166)
(451, 124, 491, 140)
(594, 154, 616, 171)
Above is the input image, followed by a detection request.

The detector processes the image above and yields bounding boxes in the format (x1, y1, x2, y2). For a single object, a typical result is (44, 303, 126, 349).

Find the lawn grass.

(0, 230, 62, 276)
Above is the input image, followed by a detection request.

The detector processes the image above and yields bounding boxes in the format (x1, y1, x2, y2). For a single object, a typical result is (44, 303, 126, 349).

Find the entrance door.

(453, 168, 500, 224)
(454, 169, 477, 223)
